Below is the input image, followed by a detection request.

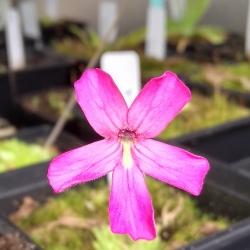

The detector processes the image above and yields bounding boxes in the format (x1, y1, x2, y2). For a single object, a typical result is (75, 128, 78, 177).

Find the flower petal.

(109, 163, 156, 240)
(128, 72, 191, 138)
(74, 69, 128, 138)
(48, 139, 121, 193)
(133, 140, 209, 196)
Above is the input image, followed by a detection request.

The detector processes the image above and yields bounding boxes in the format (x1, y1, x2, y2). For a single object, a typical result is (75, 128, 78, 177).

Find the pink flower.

(48, 69, 209, 241)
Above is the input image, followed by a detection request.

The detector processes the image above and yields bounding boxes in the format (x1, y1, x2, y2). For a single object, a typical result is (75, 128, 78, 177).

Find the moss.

(14, 174, 231, 250)
(140, 56, 250, 94)
(158, 92, 249, 140)
(188, 62, 250, 93)
(219, 62, 250, 77)
(15, 181, 108, 250)
(0, 138, 56, 173)
(140, 56, 200, 79)
(146, 177, 229, 247)
(218, 63, 250, 92)
(23, 88, 74, 120)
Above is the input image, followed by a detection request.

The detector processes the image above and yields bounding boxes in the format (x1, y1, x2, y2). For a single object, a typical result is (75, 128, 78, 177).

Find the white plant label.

(98, 0, 118, 43)
(168, 0, 186, 21)
(0, 0, 11, 30)
(5, 8, 26, 70)
(19, 0, 41, 40)
(101, 51, 141, 107)
(46, 0, 59, 20)
(100, 51, 141, 184)
(145, 0, 166, 60)
(245, 0, 250, 56)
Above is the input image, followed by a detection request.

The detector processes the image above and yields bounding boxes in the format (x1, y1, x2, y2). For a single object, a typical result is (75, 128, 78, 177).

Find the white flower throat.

(118, 129, 137, 169)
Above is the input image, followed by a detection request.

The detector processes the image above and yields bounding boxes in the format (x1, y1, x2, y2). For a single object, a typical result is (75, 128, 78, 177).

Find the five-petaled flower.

(48, 69, 209, 241)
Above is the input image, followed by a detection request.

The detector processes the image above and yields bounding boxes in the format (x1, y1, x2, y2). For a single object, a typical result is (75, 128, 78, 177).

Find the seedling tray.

(167, 116, 250, 219)
(180, 217, 250, 250)
(0, 47, 80, 122)
(0, 213, 42, 250)
(179, 74, 250, 107)
(17, 87, 102, 143)
(0, 124, 84, 215)
(41, 19, 87, 45)
(13, 48, 76, 95)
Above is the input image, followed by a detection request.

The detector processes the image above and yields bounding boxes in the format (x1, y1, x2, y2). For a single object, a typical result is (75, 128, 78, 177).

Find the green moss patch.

(13, 176, 231, 250)
(158, 92, 249, 140)
(0, 138, 56, 173)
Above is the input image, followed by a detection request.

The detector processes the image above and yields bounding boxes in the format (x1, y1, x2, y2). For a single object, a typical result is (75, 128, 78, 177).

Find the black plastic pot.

(0, 70, 13, 120)
(40, 19, 87, 45)
(169, 33, 245, 64)
(0, 47, 80, 122)
(167, 116, 250, 219)
(13, 48, 77, 95)
(0, 124, 85, 215)
(0, 213, 42, 250)
(179, 217, 250, 250)
(179, 74, 250, 108)
(16, 87, 102, 143)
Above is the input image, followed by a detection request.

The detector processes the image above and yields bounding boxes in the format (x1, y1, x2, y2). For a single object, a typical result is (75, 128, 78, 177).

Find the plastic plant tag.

(100, 51, 141, 107)
(168, 0, 186, 21)
(245, 0, 250, 57)
(101, 51, 141, 185)
(45, 0, 59, 20)
(98, 0, 118, 43)
(145, 0, 166, 60)
(19, 0, 41, 40)
(150, 0, 164, 8)
(0, 0, 11, 30)
(5, 8, 26, 70)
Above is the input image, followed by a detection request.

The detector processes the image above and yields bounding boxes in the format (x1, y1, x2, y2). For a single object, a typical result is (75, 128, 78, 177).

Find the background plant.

(167, 0, 227, 53)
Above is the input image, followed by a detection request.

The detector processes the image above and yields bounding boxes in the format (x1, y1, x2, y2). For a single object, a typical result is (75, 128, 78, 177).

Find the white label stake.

(168, 0, 186, 21)
(19, 0, 41, 40)
(5, 8, 26, 70)
(0, 0, 11, 30)
(145, 0, 166, 60)
(98, 0, 118, 43)
(100, 51, 141, 184)
(245, 0, 250, 57)
(46, 0, 59, 20)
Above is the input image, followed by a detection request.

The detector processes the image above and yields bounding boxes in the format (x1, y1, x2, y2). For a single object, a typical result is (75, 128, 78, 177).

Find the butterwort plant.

(48, 69, 209, 241)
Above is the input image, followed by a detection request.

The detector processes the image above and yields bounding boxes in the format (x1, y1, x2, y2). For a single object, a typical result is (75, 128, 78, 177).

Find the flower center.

(118, 129, 136, 141)
(118, 129, 136, 169)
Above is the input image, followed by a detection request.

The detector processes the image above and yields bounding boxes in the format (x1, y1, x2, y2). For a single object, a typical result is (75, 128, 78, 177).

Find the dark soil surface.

(170, 34, 245, 63)
(21, 87, 73, 123)
(0, 233, 38, 250)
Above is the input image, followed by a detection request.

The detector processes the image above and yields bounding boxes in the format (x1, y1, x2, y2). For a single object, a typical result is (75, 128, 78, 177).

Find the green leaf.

(115, 28, 146, 49)
(168, 0, 211, 36)
(194, 26, 227, 44)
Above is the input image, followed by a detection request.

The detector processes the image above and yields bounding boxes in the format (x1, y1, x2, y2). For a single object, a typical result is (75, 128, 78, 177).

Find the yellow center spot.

(122, 140, 133, 169)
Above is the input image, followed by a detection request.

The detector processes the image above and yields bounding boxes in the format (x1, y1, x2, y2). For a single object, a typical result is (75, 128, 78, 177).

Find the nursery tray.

(17, 87, 102, 143)
(179, 74, 250, 107)
(180, 217, 250, 250)
(0, 213, 42, 250)
(0, 47, 81, 122)
(41, 19, 87, 45)
(171, 33, 245, 64)
(0, 124, 85, 215)
(0, 71, 12, 120)
(13, 48, 77, 95)
(167, 116, 250, 219)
